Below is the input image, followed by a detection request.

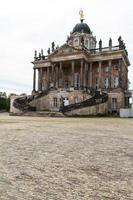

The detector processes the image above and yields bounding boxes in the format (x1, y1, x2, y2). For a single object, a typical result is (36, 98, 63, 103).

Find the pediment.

(49, 44, 81, 58)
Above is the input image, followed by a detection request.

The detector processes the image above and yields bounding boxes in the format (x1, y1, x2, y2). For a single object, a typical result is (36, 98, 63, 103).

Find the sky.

(0, 0, 133, 94)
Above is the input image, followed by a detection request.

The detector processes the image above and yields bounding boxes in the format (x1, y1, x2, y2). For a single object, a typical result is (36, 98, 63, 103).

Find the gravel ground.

(0, 115, 133, 200)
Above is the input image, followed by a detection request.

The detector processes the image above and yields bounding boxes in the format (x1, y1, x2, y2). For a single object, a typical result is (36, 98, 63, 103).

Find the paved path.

(0, 116, 133, 199)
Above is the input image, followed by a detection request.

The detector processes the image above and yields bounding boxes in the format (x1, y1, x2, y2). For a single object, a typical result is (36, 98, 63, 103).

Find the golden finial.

(79, 9, 84, 22)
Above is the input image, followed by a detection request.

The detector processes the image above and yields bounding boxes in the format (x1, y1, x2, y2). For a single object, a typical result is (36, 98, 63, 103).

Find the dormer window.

(84, 39, 89, 48)
(74, 38, 79, 46)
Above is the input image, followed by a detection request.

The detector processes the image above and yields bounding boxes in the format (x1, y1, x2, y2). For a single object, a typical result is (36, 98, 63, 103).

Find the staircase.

(60, 91, 108, 113)
(13, 96, 36, 112)
(13, 90, 108, 115)
(13, 89, 50, 112)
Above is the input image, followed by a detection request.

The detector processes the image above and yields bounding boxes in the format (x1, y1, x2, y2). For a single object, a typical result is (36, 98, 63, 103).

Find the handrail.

(60, 91, 108, 113)
(13, 89, 50, 112)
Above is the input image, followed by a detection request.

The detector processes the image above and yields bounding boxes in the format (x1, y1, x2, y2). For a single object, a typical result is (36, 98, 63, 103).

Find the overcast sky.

(0, 0, 133, 94)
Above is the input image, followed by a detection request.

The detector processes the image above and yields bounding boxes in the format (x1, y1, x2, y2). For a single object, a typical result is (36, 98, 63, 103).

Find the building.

(12, 10, 131, 116)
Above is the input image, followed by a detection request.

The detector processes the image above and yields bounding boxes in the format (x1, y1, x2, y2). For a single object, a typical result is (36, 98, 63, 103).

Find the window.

(104, 66, 109, 73)
(84, 39, 89, 48)
(95, 77, 99, 89)
(53, 97, 57, 108)
(114, 76, 119, 88)
(104, 77, 109, 88)
(74, 38, 79, 46)
(74, 73, 80, 88)
(112, 98, 117, 110)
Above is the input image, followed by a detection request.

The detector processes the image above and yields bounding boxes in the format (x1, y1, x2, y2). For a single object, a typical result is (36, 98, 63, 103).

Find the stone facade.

(30, 13, 131, 114)
(30, 90, 91, 112)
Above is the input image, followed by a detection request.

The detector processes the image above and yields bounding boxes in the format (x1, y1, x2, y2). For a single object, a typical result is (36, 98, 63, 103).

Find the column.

(83, 62, 88, 88)
(38, 68, 42, 92)
(56, 65, 59, 88)
(86, 62, 89, 88)
(33, 68, 36, 92)
(108, 60, 112, 89)
(99, 61, 102, 88)
(51, 64, 54, 87)
(71, 60, 75, 87)
(89, 63, 92, 88)
(80, 59, 83, 88)
(47, 67, 50, 89)
(59, 62, 63, 87)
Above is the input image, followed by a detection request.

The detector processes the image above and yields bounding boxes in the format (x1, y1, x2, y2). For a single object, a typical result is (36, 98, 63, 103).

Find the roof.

(72, 21, 91, 34)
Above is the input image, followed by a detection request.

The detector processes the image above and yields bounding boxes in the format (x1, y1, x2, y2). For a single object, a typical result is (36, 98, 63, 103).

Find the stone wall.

(30, 90, 91, 111)
(108, 90, 125, 112)
(10, 96, 24, 115)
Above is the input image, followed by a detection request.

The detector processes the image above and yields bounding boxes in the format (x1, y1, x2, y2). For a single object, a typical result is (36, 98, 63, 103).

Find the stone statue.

(99, 39, 102, 50)
(34, 50, 37, 58)
(39, 53, 41, 59)
(79, 9, 84, 22)
(109, 38, 112, 47)
(52, 42, 55, 52)
(47, 48, 50, 55)
(118, 36, 126, 49)
(41, 49, 43, 56)
(118, 36, 122, 44)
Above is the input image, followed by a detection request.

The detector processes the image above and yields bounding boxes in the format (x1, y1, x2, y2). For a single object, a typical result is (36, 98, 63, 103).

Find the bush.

(0, 92, 10, 111)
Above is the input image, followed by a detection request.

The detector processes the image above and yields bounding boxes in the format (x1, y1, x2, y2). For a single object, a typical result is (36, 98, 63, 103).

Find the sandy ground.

(0, 114, 133, 200)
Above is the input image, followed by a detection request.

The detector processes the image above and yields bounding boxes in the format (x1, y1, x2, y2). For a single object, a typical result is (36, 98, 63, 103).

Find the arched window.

(74, 38, 79, 46)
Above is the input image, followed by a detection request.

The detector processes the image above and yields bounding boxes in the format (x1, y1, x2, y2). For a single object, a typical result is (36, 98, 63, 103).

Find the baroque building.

(12, 10, 131, 116)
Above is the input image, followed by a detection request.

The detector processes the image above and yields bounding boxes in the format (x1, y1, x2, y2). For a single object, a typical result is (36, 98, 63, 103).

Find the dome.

(72, 21, 91, 34)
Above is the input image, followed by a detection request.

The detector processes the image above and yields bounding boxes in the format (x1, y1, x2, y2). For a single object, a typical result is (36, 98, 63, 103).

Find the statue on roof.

(109, 38, 112, 48)
(118, 36, 126, 50)
(41, 49, 43, 56)
(47, 48, 50, 55)
(79, 9, 84, 22)
(99, 39, 102, 50)
(52, 42, 55, 52)
(34, 50, 37, 58)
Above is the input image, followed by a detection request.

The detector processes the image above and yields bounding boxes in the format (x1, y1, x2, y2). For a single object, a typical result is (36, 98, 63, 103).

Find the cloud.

(0, 79, 32, 94)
